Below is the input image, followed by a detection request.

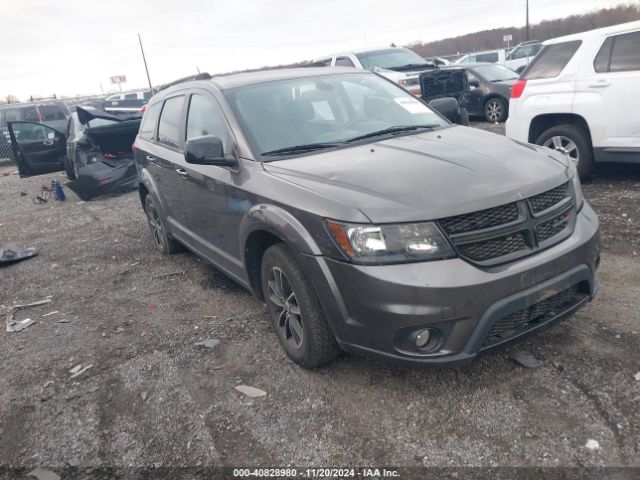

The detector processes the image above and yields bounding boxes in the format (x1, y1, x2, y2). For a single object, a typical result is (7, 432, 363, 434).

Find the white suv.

(506, 21, 640, 178)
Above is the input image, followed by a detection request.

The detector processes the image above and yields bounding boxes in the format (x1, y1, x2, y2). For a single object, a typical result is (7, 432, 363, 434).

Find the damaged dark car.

(7, 105, 141, 199)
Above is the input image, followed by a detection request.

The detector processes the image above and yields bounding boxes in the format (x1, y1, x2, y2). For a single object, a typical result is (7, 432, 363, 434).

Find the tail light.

(511, 79, 527, 99)
(140, 104, 147, 113)
(132, 143, 137, 153)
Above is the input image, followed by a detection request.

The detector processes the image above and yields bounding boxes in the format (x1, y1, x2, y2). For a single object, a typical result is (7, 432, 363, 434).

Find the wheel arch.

(240, 204, 323, 300)
(528, 113, 592, 146)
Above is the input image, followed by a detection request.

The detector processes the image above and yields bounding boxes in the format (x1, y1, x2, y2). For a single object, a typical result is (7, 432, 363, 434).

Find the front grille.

(439, 203, 520, 235)
(420, 70, 466, 98)
(536, 211, 571, 243)
(481, 286, 587, 348)
(437, 183, 575, 265)
(458, 232, 527, 262)
(529, 183, 569, 214)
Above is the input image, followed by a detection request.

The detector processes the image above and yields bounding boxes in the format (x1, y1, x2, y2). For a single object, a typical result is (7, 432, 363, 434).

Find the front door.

(170, 90, 246, 279)
(8, 121, 66, 177)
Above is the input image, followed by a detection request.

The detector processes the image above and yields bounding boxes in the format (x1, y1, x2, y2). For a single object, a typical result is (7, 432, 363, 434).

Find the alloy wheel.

(147, 203, 166, 250)
(543, 135, 580, 163)
(486, 100, 503, 122)
(267, 267, 303, 348)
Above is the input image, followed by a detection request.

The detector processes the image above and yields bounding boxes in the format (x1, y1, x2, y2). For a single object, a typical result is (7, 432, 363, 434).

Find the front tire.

(261, 244, 340, 368)
(144, 195, 183, 254)
(536, 124, 594, 179)
(484, 97, 508, 123)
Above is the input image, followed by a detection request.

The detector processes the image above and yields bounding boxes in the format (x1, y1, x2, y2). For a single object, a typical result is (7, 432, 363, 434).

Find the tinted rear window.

(609, 31, 640, 72)
(476, 52, 499, 63)
(139, 102, 161, 140)
(157, 96, 184, 148)
(39, 105, 66, 121)
(523, 41, 581, 79)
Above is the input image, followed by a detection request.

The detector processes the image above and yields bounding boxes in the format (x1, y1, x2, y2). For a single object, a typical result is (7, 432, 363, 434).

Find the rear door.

(7, 121, 66, 177)
(575, 29, 640, 153)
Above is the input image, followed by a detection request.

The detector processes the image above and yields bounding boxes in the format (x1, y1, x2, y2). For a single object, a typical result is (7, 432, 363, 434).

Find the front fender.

(239, 204, 323, 261)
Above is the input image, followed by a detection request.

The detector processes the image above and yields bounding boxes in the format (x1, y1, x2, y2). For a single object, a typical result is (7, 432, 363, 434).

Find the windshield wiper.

(261, 142, 340, 156)
(344, 124, 440, 143)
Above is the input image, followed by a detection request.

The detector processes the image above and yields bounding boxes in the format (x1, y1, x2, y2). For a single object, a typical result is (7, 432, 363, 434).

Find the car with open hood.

(134, 67, 600, 369)
(7, 105, 141, 199)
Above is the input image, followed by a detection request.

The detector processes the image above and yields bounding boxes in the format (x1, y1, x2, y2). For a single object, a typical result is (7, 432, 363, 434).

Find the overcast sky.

(2, 0, 625, 100)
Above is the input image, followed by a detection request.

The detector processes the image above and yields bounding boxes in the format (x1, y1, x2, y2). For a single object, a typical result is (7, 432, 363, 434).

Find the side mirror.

(469, 80, 480, 88)
(184, 135, 235, 167)
(428, 97, 461, 124)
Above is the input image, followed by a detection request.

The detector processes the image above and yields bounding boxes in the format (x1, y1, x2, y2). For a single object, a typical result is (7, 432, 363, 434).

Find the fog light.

(415, 329, 431, 348)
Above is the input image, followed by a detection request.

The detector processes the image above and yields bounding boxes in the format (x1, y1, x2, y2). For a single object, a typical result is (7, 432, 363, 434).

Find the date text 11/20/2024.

(232, 468, 400, 478)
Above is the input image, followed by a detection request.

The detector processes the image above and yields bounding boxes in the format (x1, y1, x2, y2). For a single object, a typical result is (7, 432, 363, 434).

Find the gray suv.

(134, 67, 600, 368)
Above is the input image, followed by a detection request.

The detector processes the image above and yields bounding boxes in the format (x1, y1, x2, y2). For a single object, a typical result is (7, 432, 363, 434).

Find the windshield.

(227, 73, 448, 159)
(473, 64, 518, 82)
(355, 48, 429, 70)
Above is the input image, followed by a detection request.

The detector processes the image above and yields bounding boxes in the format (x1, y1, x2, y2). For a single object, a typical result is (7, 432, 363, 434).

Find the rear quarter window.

(138, 102, 161, 140)
(523, 41, 582, 79)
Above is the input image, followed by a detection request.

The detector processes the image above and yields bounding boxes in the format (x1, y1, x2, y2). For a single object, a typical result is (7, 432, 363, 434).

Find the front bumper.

(299, 202, 600, 366)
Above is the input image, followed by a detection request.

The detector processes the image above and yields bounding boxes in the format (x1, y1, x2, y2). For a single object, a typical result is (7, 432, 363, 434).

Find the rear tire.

(144, 194, 183, 254)
(484, 97, 508, 123)
(536, 124, 594, 179)
(261, 244, 340, 368)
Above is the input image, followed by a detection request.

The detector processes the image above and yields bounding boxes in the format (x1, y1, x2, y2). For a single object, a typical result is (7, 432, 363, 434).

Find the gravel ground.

(1, 122, 639, 476)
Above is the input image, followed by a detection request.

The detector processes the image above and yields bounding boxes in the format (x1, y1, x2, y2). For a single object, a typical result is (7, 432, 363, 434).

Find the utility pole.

(526, 0, 530, 41)
(138, 33, 153, 91)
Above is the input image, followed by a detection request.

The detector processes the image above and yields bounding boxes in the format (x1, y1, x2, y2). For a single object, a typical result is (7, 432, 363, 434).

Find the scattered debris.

(43, 380, 54, 388)
(141, 391, 149, 401)
(58, 318, 71, 324)
(42, 311, 59, 317)
(634, 372, 640, 381)
(27, 468, 60, 480)
(151, 304, 158, 313)
(69, 364, 93, 379)
(113, 327, 125, 334)
(7, 317, 36, 332)
(235, 385, 267, 398)
(585, 439, 600, 450)
(66, 454, 81, 467)
(195, 338, 220, 349)
(153, 270, 185, 279)
(0, 245, 38, 266)
(130, 261, 140, 267)
(510, 350, 544, 369)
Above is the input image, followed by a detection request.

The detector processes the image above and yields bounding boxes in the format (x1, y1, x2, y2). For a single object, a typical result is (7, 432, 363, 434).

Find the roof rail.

(158, 72, 212, 91)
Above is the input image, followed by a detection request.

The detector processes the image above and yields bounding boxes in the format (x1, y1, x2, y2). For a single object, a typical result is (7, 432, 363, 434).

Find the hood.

(263, 126, 572, 224)
(374, 65, 436, 80)
(76, 105, 142, 125)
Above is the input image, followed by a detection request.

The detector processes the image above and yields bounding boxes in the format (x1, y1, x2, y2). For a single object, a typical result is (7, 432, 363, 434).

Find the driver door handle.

(589, 80, 611, 88)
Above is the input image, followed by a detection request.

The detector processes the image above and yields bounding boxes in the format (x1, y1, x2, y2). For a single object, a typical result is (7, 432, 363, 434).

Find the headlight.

(569, 161, 584, 210)
(325, 220, 455, 264)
